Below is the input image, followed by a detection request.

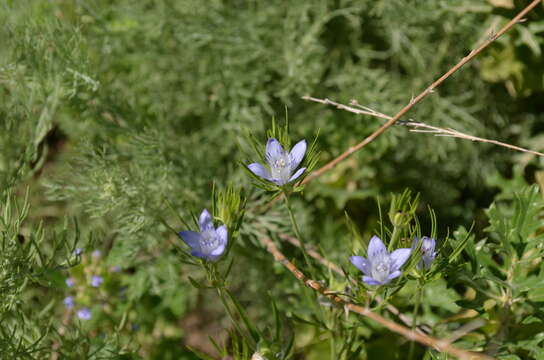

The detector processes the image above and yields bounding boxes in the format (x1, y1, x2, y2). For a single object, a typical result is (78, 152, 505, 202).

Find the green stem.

(217, 287, 247, 341)
(388, 225, 401, 251)
(211, 264, 257, 348)
(408, 281, 423, 360)
(284, 194, 316, 277)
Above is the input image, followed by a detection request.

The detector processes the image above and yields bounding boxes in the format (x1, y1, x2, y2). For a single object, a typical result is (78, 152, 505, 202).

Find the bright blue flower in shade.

(63, 296, 75, 309)
(350, 235, 412, 286)
(178, 209, 228, 261)
(74, 248, 82, 256)
(248, 138, 307, 186)
(92, 249, 101, 258)
(91, 275, 103, 287)
(77, 307, 92, 320)
(412, 236, 437, 270)
(66, 277, 75, 288)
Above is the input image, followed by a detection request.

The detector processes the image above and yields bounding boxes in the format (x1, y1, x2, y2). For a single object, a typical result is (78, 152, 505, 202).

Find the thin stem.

(284, 194, 316, 277)
(408, 281, 424, 360)
(217, 287, 248, 343)
(211, 264, 257, 349)
(388, 225, 402, 252)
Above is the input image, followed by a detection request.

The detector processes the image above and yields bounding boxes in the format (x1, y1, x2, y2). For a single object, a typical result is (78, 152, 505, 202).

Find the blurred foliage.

(1, 0, 544, 358)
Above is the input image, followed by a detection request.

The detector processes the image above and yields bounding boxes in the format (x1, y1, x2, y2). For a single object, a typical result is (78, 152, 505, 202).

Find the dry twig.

(302, 0, 543, 183)
(302, 96, 544, 157)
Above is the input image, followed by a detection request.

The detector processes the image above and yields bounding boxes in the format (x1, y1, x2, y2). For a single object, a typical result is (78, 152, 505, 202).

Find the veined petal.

(271, 177, 287, 186)
(386, 270, 402, 281)
(390, 248, 412, 271)
(179, 231, 201, 251)
(210, 243, 226, 258)
(421, 237, 436, 254)
(411, 237, 420, 250)
(265, 138, 284, 164)
(191, 250, 205, 259)
(216, 225, 228, 246)
(199, 209, 214, 232)
(367, 235, 387, 259)
(288, 167, 306, 183)
(350, 256, 371, 275)
(248, 163, 272, 180)
(362, 276, 382, 286)
(289, 140, 307, 171)
(422, 256, 433, 270)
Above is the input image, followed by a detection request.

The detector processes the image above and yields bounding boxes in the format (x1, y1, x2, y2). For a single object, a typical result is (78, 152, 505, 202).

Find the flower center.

(270, 154, 291, 184)
(371, 254, 390, 283)
(275, 158, 287, 168)
(200, 229, 219, 254)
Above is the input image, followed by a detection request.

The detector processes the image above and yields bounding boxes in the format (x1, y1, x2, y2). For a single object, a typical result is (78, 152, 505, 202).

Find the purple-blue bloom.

(350, 235, 412, 286)
(66, 277, 75, 288)
(412, 236, 437, 270)
(92, 249, 101, 258)
(74, 248, 83, 256)
(248, 138, 307, 186)
(63, 296, 75, 309)
(91, 275, 103, 287)
(179, 209, 228, 261)
(77, 307, 92, 320)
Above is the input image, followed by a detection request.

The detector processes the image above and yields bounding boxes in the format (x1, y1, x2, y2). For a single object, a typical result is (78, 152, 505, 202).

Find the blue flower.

(63, 296, 75, 309)
(350, 235, 412, 286)
(77, 307, 92, 320)
(91, 275, 103, 287)
(412, 236, 437, 270)
(179, 209, 228, 261)
(65, 277, 75, 288)
(74, 248, 83, 256)
(248, 138, 307, 186)
(92, 249, 101, 258)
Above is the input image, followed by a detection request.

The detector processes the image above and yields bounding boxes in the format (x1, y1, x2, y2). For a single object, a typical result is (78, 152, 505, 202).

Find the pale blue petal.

(248, 163, 272, 180)
(362, 276, 382, 286)
(179, 231, 201, 251)
(367, 235, 387, 259)
(289, 140, 307, 171)
(423, 257, 433, 270)
(191, 250, 205, 259)
(216, 225, 228, 246)
(210, 243, 226, 258)
(271, 177, 287, 186)
(288, 167, 306, 183)
(350, 256, 371, 275)
(390, 248, 412, 271)
(265, 138, 284, 164)
(386, 270, 402, 281)
(411, 237, 419, 250)
(421, 237, 436, 254)
(199, 209, 213, 231)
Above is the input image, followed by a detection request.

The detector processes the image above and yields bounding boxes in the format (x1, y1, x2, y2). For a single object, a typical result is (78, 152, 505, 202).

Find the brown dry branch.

(263, 236, 494, 360)
(302, 0, 543, 184)
(278, 233, 430, 333)
(302, 96, 544, 157)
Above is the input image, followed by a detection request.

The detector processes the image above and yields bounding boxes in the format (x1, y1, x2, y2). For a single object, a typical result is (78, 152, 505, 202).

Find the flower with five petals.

(179, 209, 228, 261)
(350, 236, 412, 286)
(248, 138, 307, 186)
